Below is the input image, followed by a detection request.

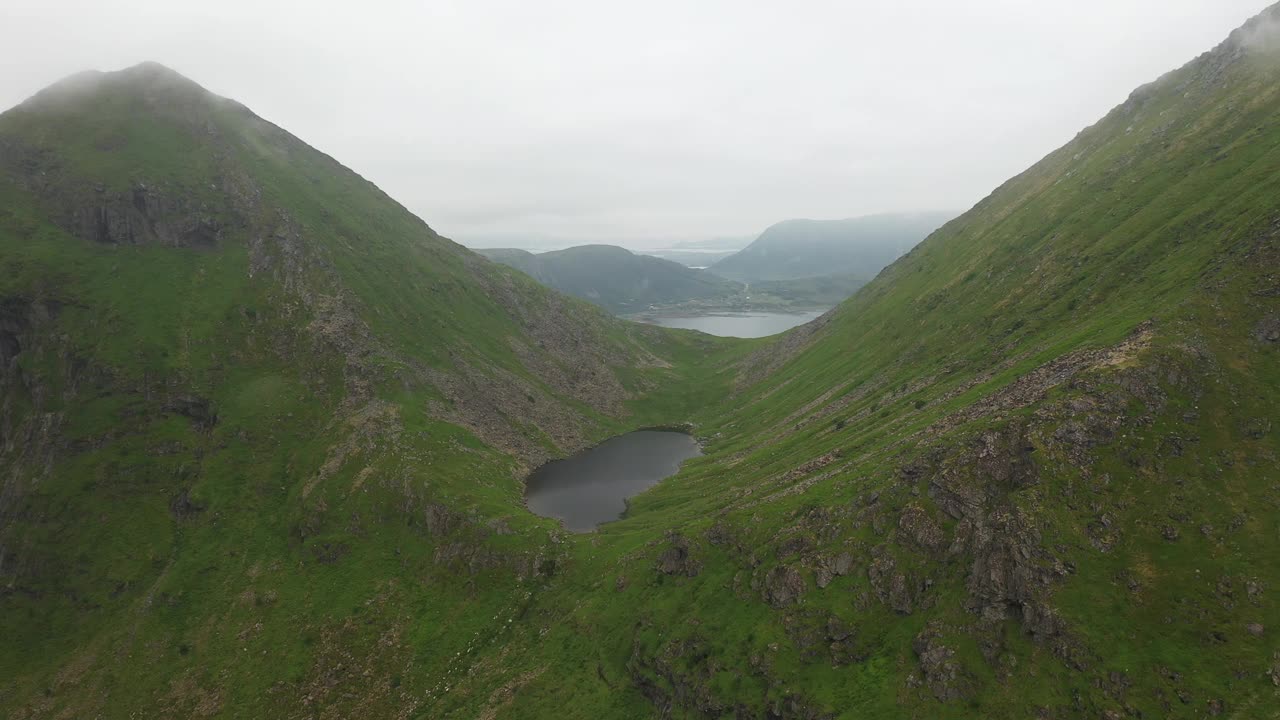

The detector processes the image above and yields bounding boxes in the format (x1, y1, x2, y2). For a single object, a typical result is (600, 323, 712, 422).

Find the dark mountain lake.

(524, 430, 701, 532)
(639, 309, 828, 338)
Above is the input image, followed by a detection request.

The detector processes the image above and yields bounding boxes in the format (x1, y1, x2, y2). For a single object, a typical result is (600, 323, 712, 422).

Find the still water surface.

(641, 309, 827, 338)
(524, 430, 701, 532)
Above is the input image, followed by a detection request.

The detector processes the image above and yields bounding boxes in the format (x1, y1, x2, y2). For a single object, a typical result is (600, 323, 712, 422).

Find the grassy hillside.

(430, 8, 1280, 718)
(709, 212, 953, 282)
(3, 4, 1280, 719)
(477, 244, 739, 314)
(0, 63, 738, 719)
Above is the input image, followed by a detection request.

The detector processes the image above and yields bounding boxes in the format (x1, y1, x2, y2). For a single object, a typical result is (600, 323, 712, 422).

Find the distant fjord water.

(637, 308, 827, 338)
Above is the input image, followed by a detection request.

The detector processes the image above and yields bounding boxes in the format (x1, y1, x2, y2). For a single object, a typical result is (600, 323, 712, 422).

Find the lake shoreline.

(624, 305, 829, 321)
(629, 307, 831, 338)
(523, 430, 702, 533)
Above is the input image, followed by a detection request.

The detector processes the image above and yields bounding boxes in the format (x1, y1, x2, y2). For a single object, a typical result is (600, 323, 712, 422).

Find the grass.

(2, 36, 1280, 720)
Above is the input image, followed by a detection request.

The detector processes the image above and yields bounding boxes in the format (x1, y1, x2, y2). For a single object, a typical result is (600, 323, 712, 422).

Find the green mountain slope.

(709, 212, 953, 282)
(477, 244, 740, 314)
(430, 8, 1280, 718)
(3, 4, 1280, 718)
(0, 63, 733, 718)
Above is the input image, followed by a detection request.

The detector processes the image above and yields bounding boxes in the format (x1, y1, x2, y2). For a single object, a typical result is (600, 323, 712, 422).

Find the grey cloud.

(0, 0, 1270, 248)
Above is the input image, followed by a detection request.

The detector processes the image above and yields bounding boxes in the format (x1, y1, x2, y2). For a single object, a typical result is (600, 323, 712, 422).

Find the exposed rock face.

(71, 185, 232, 247)
(422, 502, 461, 537)
(425, 362, 595, 467)
(0, 298, 32, 386)
(169, 489, 205, 520)
(761, 565, 807, 608)
(897, 503, 947, 554)
(814, 552, 854, 589)
(163, 395, 218, 431)
(922, 423, 1070, 633)
(867, 548, 919, 615)
(627, 631, 835, 720)
(627, 634, 727, 718)
(657, 533, 702, 578)
(3, 98, 251, 251)
(912, 623, 971, 702)
(0, 331, 20, 370)
(965, 508, 1050, 620)
(1253, 313, 1280, 343)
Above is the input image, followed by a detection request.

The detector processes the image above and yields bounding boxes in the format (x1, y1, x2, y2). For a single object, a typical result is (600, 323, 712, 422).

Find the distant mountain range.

(708, 212, 954, 281)
(479, 213, 953, 314)
(638, 248, 737, 267)
(475, 245, 739, 313)
(637, 235, 754, 267)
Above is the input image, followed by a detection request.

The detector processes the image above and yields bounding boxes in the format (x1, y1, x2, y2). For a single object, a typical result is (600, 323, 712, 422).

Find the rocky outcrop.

(911, 623, 971, 702)
(657, 534, 702, 578)
(1253, 313, 1280, 343)
(923, 323, 1154, 440)
(627, 630, 834, 720)
(813, 551, 854, 589)
(760, 565, 807, 608)
(867, 547, 921, 615)
(69, 184, 231, 247)
(916, 419, 1087, 667)
(897, 503, 947, 554)
(163, 395, 218, 431)
(169, 489, 205, 520)
(424, 360, 595, 468)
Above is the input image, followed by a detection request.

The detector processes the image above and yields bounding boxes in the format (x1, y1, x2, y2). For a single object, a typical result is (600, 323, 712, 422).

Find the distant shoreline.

(626, 306, 830, 322)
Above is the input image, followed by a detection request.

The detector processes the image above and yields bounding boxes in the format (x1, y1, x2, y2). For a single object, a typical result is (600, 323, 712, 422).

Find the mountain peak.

(19, 61, 216, 114)
(1229, 1, 1280, 54)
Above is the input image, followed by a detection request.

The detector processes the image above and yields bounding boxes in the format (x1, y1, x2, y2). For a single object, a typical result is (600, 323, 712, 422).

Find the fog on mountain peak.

(0, 0, 1268, 246)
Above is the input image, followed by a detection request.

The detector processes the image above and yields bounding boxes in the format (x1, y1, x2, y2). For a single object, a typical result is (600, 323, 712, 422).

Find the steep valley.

(2, 7, 1280, 720)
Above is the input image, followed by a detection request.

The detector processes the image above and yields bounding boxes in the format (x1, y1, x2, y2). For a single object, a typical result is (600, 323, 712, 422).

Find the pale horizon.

(1, 1, 1269, 249)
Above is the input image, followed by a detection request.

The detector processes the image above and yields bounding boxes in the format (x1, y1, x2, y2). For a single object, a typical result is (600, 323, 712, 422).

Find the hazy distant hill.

(636, 248, 737, 267)
(636, 235, 754, 267)
(476, 244, 739, 313)
(709, 211, 953, 281)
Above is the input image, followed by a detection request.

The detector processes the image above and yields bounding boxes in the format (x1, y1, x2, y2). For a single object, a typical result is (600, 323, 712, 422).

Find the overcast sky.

(0, 1, 1270, 249)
